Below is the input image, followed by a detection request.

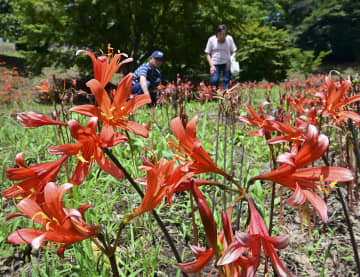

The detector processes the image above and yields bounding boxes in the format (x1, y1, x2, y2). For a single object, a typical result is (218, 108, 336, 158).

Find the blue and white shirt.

(132, 62, 161, 90)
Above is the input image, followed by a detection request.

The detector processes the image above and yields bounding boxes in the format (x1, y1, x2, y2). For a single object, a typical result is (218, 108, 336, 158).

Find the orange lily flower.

(48, 117, 127, 185)
(179, 185, 254, 276)
(76, 48, 132, 87)
(7, 182, 100, 258)
(316, 76, 360, 124)
(251, 125, 354, 223)
(169, 116, 229, 177)
(218, 197, 293, 277)
(17, 112, 67, 128)
(238, 101, 275, 137)
(133, 150, 193, 216)
(266, 113, 307, 144)
(70, 74, 151, 137)
(4, 152, 67, 200)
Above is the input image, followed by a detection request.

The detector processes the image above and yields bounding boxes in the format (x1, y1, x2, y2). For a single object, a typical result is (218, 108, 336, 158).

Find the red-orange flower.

(169, 116, 229, 176)
(70, 74, 151, 137)
(7, 182, 100, 258)
(76, 49, 132, 87)
(238, 101, 274, 137)
(218, 197, 293, 277)
(316, 76, 360, 124)
(4, 152, 67, 200)
(251, 125, 354, 222)
(266, 113, 307, 144)
(48, 117, 127, 185)
(17, 112, 67, 128)
(178, 183, 219, 274)
(179, 185, 253, 276)
(133, 151, 192, 216)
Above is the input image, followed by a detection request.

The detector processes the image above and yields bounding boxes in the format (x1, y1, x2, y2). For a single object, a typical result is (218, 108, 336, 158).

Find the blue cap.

(151, 50, 164, 59)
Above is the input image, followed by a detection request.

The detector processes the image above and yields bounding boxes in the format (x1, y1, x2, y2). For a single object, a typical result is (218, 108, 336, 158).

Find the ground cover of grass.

(1, 94, 359, 276)
(0, 41, 359, 276)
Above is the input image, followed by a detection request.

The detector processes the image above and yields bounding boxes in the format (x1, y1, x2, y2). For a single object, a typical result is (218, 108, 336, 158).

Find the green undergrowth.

(1, 88, 351, 276)
(0, 97, 269, 276)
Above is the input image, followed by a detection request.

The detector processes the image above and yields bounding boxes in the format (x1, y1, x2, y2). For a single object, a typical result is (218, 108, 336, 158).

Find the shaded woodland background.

(1, 0, 359, 82)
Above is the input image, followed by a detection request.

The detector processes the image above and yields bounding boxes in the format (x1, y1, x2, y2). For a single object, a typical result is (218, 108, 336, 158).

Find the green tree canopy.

(2, 0, 351, 82)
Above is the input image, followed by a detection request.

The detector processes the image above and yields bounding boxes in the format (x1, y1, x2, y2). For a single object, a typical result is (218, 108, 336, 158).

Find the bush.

(236, 22, 294, 82)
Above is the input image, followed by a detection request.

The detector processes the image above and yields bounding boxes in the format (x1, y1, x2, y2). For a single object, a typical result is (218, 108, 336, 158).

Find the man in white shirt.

(205, 24, 237, 89)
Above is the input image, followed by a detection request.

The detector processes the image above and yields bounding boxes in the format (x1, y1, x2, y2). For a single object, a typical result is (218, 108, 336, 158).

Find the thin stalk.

(279, 186, 284, 225)
(223, 112, 228, 210)
(345, 133, 353, 211)
(337, 187, 360, 276)
(229, 112, 235, 203)
(212, 103, 222, 214)
(108, 254, 119, 277)
(190, 189, 199, 246)
(322, 154, 360, 275)
(102, 148, 187, 276)
(209, 182, 244, 194)
(348, 119, 360, 177)
(236, 136, 246, 230)
(111, 213, 136, 254)
(125, 131, 138, 175)
(268, 143, 277, 235)
(269, 182, 276, 236)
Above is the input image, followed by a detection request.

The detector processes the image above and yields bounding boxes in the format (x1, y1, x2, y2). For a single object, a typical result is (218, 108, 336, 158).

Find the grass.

(1, 42, 359, 276)
(0, 95, 266, 276)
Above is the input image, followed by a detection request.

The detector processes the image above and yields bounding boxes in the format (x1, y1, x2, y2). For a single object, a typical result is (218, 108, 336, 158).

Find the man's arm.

(206, 53, 216, 75)
(139, 75, 150, 95)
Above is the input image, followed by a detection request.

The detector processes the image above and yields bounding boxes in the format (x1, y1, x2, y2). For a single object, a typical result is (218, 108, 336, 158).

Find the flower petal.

(70, 105, 100, 118)
(178, 248, 213, 274)
(303, 189, 328, 223)
(287, 183, 306, 206)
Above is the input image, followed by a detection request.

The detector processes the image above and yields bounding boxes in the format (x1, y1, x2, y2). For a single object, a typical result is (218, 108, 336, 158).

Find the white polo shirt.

(205, 35, 237, 65)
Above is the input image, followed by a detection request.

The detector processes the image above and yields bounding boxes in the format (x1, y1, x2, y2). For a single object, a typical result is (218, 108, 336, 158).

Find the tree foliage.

(2, 0, 356, 81)
(236, 22, 293, 82)
(275, 0, 360, 62)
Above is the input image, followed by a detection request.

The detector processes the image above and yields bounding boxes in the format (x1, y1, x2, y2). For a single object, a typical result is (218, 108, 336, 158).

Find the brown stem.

(268, 143, 277, 235)
(269, 182, 276, 236)
(111, 214, 136, 255)
(211, 103, 222, 214)
(337, 187, 360, 276)
(108, 253, 120, 277)
(190, 188, 199, 246)
(223, 112, 228, 210)
(322, 152, 360, 275)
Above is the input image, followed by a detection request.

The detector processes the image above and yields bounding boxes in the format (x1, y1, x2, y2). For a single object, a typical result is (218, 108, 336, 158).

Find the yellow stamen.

(73, 221, 88, 232)
(32, 211, 50, 223)
(45, 221, 51, 231)
(329, 180, 338, 189)
(52, 217, 60, 225)
(291, 136, 301, 141)
(107, 43, 113, 57)
(77, 152, 89, 164)
(16, 185, 25, 192)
